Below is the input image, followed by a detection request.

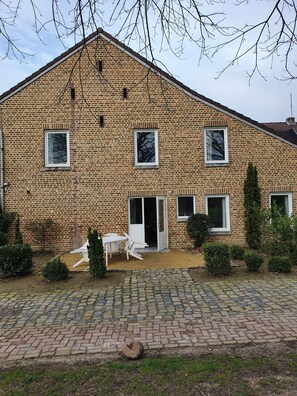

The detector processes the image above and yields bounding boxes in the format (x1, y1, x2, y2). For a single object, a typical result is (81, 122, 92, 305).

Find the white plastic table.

(70, 235, 128, 267)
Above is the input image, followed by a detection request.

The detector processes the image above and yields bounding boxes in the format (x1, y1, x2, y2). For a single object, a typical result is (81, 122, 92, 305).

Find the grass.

(0, 353, 296, 395)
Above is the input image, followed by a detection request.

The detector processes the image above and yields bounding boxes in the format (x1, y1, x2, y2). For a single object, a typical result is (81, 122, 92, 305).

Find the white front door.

(128, 197, 145, 243)
(128, 196, 168, 250)
(157, 197, 168, 251)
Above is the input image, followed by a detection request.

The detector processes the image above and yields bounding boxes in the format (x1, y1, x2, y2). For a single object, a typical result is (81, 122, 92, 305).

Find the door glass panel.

(130, 198, 142, 224)
(158, 199, 164, 232)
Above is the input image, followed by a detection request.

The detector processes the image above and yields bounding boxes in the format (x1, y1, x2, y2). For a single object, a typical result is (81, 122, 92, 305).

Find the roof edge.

(0, 28, 296, 149)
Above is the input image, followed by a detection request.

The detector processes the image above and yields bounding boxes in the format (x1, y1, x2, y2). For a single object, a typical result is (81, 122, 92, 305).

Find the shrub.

(0, 231, 8, 247)
(14, 215, 23, 244)
(290, 245, 297, 265)
(244, 162, 261, 249)
(0, 244, 33, 278)
(0, 203, 13, 246)
(268, 256, 291, 273)
(230, 245, 245, 260)
(187, 213, 211, 247)
(244, 253, 264, 272)
(87, 228, 106, 278)
(203, 243, 232, 276)
(42, 258, 69, 281)
(26, 219, 55, 252)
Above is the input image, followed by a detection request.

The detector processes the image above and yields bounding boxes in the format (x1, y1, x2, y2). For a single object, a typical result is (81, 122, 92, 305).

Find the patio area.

(61, 249, 204, 271)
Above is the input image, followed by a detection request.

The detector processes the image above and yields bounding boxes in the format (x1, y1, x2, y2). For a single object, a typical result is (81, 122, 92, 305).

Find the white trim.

(204, 127, 229, 164)
(134, 129, 159, 166)
(269, 192, 293, 216)
(205, 194, 230, 232)
(45, 130, 70, 168)
(176, 195, 196, 220)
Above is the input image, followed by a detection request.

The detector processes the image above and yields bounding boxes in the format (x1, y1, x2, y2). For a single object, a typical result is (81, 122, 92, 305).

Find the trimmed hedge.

(268, 256, 291, 273)
(42, 258, 69, 281)
(230, 245, 245, 260)
(0, 244, 33, 278)
(203, 243, 232, 276)
(244, 253, 264, 272)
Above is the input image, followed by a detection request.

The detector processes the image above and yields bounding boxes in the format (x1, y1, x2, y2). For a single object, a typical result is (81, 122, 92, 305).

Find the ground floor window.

(177, 196, 195, 220)
(269, 192, 293, 217)
(205, 194, 230, 232)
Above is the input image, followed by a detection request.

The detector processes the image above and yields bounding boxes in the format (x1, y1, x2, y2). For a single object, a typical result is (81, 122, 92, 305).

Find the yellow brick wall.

(1, 37, 296, 251)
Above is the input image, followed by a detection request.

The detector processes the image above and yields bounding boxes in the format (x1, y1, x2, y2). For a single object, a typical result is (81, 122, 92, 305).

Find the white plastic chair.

(124, 233, 148, 261)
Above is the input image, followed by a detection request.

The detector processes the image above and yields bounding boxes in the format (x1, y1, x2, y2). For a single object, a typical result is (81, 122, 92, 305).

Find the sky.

(0, 1, 296, 123)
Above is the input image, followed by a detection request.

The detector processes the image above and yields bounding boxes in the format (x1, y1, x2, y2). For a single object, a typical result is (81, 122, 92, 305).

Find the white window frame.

(205, 194, 230, 232)
(204, 127, 229, 165)
(269, 192, 293, 216)
(45, 130, 70, 168)
(134, 129, 159, 166)
(176, 195, 196, 220)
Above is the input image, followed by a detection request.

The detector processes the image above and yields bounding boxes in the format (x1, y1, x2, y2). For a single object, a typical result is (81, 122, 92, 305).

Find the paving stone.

(1, 270, 297, 361)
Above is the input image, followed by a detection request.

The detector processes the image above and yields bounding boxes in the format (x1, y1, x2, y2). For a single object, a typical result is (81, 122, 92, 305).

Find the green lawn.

(1, 353, 296, 395)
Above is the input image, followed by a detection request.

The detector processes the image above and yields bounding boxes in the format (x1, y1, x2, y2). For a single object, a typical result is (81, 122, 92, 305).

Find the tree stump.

(121, 341, 144, 360)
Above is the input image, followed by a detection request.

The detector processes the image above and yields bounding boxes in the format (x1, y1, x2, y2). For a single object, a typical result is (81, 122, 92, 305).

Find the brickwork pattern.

(1, 270, 297, 361)
(0, 36, 296, 249)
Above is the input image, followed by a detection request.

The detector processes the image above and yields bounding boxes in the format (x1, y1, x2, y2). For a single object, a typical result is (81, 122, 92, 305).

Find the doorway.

(128, 196, 168, 251)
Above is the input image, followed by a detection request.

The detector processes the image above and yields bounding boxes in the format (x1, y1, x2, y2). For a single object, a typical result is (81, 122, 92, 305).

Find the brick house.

(0, 29, 296, 251)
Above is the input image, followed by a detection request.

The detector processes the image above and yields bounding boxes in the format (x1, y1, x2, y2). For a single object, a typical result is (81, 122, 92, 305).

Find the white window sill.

(205, 162, 229, 168)
(177, 218, 189, 222)
(44, 166, 71, 171)
(209, 230, 231, 235)
(134, 165, 159, 169)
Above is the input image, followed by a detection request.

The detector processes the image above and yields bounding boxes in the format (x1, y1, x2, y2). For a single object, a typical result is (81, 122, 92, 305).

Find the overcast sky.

(0, 1, 296, 122)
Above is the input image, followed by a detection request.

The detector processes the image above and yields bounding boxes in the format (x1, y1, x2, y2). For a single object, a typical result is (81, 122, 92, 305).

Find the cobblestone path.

(1, 270, 297, 361)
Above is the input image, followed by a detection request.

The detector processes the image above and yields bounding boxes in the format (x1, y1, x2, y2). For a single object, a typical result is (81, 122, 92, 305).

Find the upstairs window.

(204, 128, 228, 164)
(177, 196, 195, 220)
(134, 129, 158, 166)
(45, 131, 70, 167)
(269, 193, 293, 217)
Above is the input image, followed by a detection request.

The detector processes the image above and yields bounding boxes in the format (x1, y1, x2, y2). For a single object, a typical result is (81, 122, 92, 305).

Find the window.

(45, 131, 70, 167)
(204, 127, 228, 164)
(134, 129, 158, 166)
(205, 195, 230, 232)
(269, 193, 293, 217)
(177, 196, 195, 220)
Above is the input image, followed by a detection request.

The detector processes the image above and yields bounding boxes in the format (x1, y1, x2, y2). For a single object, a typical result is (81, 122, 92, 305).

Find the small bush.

(26, 219, 55, 252)
(230, 245, 245, 260)
(290, 245, 297, 265)
(203, 243, 232, 276)
(14, 215, 23, 244)
(244, 253, 264, 272)
(87, 228, 106, 278)
(0, 231, 7, 247)
(268, 256, 292, 273)
(187, 213, 211, 247)
(0, 244, 33, 278)
(42, 258, 69, 281)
